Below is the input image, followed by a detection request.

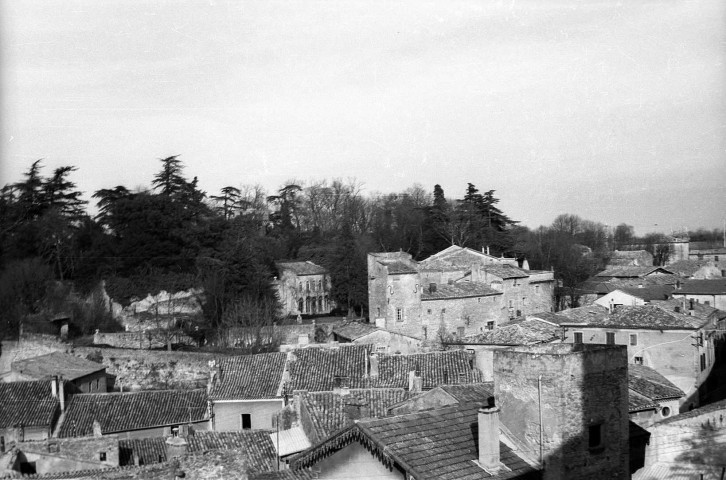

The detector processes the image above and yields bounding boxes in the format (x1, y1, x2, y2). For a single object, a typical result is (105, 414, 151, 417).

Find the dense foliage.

(1, 157, 720, 339)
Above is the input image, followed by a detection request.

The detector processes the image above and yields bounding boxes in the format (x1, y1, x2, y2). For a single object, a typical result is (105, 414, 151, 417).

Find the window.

(427, 309, 432, 314)
(99, 452, 107, 462)
(457, 327, 465, 337)
(422, 326, 427, 339)
(96, 379, 100, 391)
(634, 356, 643, 365)
(441, 308, 446, 313)
(588, 424, 603, 451)
(606, 332, 615, 345)
(478, 298, 481, 303)
(701, 353, 707, 372)
(509, 300, 513, 308)
(705, 301, 711, 306)
(318, 280, 322, 290)
(716, 256, 720, 262)
(241, 414, 252, 430)
(1, 436, 4, 453)
(376, 307, 380, 317)
(376, 345, 387, 353)
(629, 334, 638, 346)
(487, 321, 495, 331)
(396, 308, 403, 322)
(574, 332, 583, 344)
(661, 406, 671, 417)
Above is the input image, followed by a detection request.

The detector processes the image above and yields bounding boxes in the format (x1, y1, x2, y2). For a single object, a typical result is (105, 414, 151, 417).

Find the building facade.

(368, 246, 555, 339)
(275, 261, 333, 316)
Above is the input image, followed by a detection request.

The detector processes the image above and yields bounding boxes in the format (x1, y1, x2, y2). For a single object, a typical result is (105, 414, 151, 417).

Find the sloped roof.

(615, 285, 674, 301)
(628, 364, 685, 412)
(675, 278, 726, 295)
(277, 261, 328, 276)
(595, 266, 674, 278)
(11, 352, 105, 381)
(300, 388, 411, 441)
(271, 425, 312, 457)
(458, 318, 560, 345)
(58, 389, 209, 437)
(666, 259, 720, 277)
(292, 405, 540, 479)
(210, 352, 288, 400)
(527, 311, 571, 326)
(382, 260, 418, 274)
(558, 305, 706, 330)
(331, 322, 380, 341)
(482, 264, 529, 279)
(0, 380, 59, 428)
(371, 350, 482, 389)
(420, 281, 501, 300)
(287, 345, 371, 391)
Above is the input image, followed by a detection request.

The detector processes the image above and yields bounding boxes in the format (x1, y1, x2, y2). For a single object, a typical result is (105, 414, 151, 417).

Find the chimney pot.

(478, 401, 504, 473)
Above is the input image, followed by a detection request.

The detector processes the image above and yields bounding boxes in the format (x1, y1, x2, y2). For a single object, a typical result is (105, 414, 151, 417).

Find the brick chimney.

(51, 376, 58, 398)
(478, 397, 505, 474)
(369, 353, 379, 377)
(58, 378, 65, 412)
(408, 371, 422, 392)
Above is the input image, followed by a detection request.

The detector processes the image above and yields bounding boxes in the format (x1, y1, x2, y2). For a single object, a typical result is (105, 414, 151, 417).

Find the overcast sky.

(1, 0, 724, 235)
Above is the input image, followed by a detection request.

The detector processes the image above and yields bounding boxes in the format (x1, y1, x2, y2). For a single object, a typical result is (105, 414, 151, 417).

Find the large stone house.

(672, 278, 726, 310)
(274, 261, 333, 316)
(368, 246, 555, 340)
(9, 352, 108, 394)
(555, 302, 717, 409)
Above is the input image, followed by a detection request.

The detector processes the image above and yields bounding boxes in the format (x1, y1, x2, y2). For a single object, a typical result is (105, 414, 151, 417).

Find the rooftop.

(615, 285, 674, 302)
(595, 266, 674, 278)
(299, 388, 411, 441)
(331, 322, 380, 341)
(481, 264, 530, 279)
(292, 405, 539, 479)
(276, 261, 328, 276)
(287, 345, 371, 391)
(421, 281, 502, 300)
(628, 364, 685, 412)
(675, 278, 726, 295)
(11, 352, 105, 381)
(0, 380, 59, 428)
(666, 259, 721, 277)
(371, 350, 482, 389)
(457, 318, 560, 345)
(57, 389, 209, 437)
(210, 352, 288, 400)
(558, 304, 706, 330)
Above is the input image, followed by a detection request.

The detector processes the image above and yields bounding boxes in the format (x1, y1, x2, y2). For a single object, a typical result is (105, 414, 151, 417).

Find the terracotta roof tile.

(421, 282, 501, 300)
(331, 322, 380, 341)
(300, 388, 411, 440)
(559, 305, 706, 330)
(481, 264, 529, 279)
(210, 352, 287, 400)
(276, 261, 328, 276)
(595, 266, 674, 278)
(58, 389, 208, 437)
(11, 352, 105, 381)
(372, 350, 482, 389)
(628, 364, 684, 412)
(287, 345, 371, 391)
(0, 380, 59, 428)
(459, 319, 559, 345)
(675, 278, 726, 295)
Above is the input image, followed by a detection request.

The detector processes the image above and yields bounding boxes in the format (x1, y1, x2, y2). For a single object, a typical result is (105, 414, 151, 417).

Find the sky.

(1, 0, 724, 235)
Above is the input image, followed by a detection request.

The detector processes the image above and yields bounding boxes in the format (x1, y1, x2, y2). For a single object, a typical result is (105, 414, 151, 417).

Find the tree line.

(0, 156, 716, 340)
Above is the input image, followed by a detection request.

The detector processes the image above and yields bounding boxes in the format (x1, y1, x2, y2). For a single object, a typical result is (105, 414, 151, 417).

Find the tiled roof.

(277, 261, 328, 276)
(0, 380, 59, 428)
(331, 322, 380, 341)
(616, 285, 674, 301)
(558, 305, 706, 330)
(300, 388, 410, 440)
(57, 389, 208, 437)
(292, 405, 539, 479)
(249, 470, 319, 480)
(382, 260, 418, 274)
(372, 350, 482, 389)
(675, 278, 726, 295)
(651, 299, 726, 322)
(387, 383, 494, 416)
(210, 352, 287, 400)
(420, 281, 501, 300)
(419, 258, 469, 272)
(628, 364, 684, 412)
(595, 266, 674, 278)
(666, 259, 720, 277)
(11, 352, 105, 381)
(526, 311, 571, 326)
(119, 431, 278, 471)
(481, 264, 529, 279)
(287, 345, 371, 391)
(458, 318, 560, 345)
(270, 425, 312, 457)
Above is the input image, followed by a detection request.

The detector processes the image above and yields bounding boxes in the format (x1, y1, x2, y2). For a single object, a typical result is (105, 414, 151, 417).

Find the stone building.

(9, 352, 107, 394)
(368, 246, 555, 340)
(275, 261, 333, 316)
(0, 380, 62, 444)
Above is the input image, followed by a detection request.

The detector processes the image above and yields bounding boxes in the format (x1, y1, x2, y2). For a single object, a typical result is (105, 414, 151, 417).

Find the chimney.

(369, 353, 379, 377)
(408, 371, 422, 392)
(51, 376, 58, 398)
(58, 378, 65, 412)
(487, 246, 490, 256)
(478, 397, 504, 474)
(165, 435, 188, 460)
(92, 419, 102, 437)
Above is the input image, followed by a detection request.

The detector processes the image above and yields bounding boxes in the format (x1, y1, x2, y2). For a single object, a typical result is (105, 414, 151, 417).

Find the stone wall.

(93, 331, 195, 350)
(421, 295, 503, 339)
(494, 344, 629, 480)
(18, 435, 119, 474)
(213, 399, 284, 432)
(72, 347, 219, 391)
